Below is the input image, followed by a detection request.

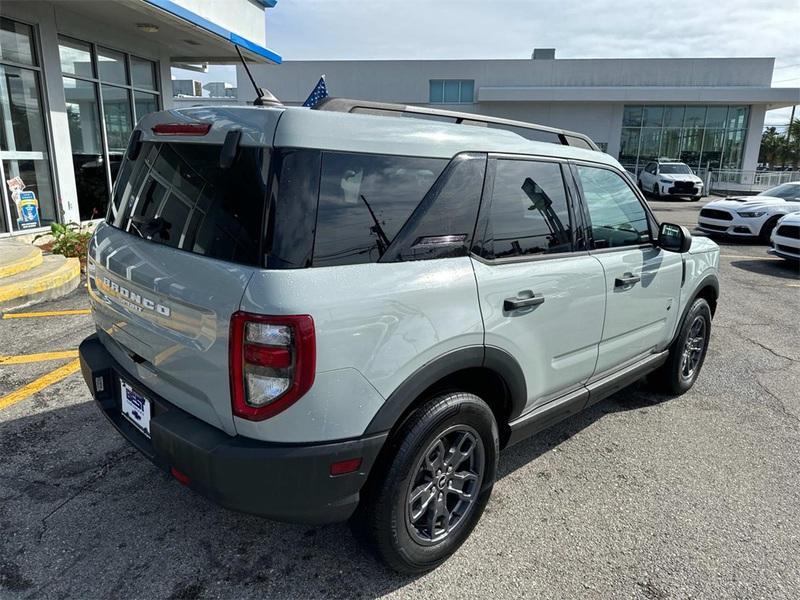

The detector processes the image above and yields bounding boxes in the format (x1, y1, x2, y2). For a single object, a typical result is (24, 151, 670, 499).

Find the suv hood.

(660, 173, 702, 183)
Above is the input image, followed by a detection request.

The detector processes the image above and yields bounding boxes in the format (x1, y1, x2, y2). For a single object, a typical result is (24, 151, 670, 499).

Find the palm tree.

(759, 127, 783, 167)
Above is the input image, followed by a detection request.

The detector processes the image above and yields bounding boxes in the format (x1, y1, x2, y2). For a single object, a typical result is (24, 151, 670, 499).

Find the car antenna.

(235, 45, 282, 107)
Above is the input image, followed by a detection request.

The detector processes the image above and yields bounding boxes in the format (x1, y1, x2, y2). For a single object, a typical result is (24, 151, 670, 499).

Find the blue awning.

(142, 0, 281, 64)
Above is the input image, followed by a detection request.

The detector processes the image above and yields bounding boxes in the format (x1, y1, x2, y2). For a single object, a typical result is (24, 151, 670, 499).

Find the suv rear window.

(109, 142, 268, 266)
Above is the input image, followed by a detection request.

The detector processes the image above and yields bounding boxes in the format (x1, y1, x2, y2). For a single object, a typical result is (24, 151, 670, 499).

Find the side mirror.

(658, 222, 692, 253)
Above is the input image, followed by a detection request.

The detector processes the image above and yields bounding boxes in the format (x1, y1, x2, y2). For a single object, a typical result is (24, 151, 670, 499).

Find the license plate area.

(120, 379, 151, 438)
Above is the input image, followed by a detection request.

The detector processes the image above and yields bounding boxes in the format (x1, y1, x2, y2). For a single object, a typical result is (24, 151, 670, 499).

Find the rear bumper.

(79, 334, 387, 524)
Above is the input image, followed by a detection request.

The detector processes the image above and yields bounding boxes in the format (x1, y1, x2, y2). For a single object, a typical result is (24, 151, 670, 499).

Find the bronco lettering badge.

(101, 276, 171, 317)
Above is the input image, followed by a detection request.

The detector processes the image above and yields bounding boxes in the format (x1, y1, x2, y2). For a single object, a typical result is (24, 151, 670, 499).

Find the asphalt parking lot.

(1, 198, 799, 599)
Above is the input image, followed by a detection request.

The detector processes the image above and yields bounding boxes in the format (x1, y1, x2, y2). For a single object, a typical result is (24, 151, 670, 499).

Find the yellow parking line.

(0, 358, 81, 411)
(0, 350, 79, 365)
(2, 308, 91, 319)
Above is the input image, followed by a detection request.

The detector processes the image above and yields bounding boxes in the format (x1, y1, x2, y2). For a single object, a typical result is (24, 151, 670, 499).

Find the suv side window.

(313, 152, 447, 267)
(576, 165, 651, 249)
(481, 159, 572, 259)
(381, 153, 486, 262)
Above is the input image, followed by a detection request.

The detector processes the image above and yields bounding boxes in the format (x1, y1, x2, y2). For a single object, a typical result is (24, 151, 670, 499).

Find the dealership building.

(241, 50, 799, 175)
(0, 0, 281, 237)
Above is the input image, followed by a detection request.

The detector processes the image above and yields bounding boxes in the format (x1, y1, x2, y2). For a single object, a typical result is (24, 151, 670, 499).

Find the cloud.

(267, 0, 799, 63)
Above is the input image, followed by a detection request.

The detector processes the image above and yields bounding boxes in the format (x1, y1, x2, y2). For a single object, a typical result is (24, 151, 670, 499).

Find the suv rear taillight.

(229, 312, 316, 421)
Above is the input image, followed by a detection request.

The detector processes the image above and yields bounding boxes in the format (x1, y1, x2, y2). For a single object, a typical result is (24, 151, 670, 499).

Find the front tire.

(691, 195, 701, 202)
(652, 183, 661, 199)
(651, 298, 712, 395)
(355, 392, 499, 574)
(759, 216, 781, 244)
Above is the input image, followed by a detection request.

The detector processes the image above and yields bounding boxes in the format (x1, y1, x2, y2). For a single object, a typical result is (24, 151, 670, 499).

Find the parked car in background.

(697, 182, 800, 242)
(637, 159, 704, 201)
(770, 211, 800, 262)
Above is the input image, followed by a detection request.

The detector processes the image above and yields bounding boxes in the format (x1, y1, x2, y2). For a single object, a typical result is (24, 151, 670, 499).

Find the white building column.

(741, 104, 766, 172)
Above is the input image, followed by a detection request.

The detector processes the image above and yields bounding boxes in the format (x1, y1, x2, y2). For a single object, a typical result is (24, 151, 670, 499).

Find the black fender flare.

(363, 345, 527, 435)
(670, 272, 719, 346)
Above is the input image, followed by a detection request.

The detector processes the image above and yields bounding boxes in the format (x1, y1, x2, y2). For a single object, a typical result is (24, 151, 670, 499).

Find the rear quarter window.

(312, 152, 447, 267)
(109, 142, 268, 266)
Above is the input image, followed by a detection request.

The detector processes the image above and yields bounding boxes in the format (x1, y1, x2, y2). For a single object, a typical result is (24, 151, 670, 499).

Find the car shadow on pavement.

(729, 258, 800, 280)
(0, 381, 669, 599)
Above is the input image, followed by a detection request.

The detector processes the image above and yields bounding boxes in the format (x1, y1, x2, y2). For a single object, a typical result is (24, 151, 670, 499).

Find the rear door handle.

(614, 273, 641, 288)
(504, 293, 545, 311)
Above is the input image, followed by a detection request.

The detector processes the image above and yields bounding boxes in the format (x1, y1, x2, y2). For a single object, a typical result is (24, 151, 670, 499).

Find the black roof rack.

(313, 97, 600, 152)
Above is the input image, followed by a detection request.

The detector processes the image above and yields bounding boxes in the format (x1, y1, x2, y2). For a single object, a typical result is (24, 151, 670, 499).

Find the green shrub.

(46, 223, 92, 258)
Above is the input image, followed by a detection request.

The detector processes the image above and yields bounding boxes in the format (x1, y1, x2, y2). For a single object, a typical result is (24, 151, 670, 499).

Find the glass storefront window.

(59, 36, 160, 221)
(683, 106, 706, 129)
(623, 106, 643, 127)
(663, 106, 684, 128)
(705, 106, 728, 129)
(59, 38, 94, 78)
(727, 106, 748, 130)
(3, 158, 57, 229)
(0, 18, 36, 66)
(134, 91, 158, 123)
(618, 127, 640, 169)
(0, 65, 48, 152)
(619, 104, 750, 174)
(97, 47, 127, 85)
(131, 58, 156, 90)
(64, 77, 108, 220)
(723, 129, 746, 169)
(0, 44, 58, 233)
(642, 106, 663, 127)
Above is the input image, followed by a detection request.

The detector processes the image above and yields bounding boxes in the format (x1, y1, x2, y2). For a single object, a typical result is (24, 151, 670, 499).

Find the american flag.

(302, 75, 328, 108)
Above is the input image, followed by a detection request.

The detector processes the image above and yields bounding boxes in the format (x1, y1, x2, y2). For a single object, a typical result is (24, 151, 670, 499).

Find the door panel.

(592, 246, 682, 374)
(572, 163, 683, 376)
(471, 157, 605, 413)
(473, 256, 606, 410)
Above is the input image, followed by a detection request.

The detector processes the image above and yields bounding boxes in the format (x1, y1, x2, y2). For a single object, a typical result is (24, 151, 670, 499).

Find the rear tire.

(651, 298, 712, 395)
(354, 392, 499, 574)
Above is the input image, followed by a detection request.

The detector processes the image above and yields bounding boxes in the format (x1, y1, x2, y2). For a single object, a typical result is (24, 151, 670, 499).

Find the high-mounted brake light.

(151, 123, 212, 136)
(229, 312, 316, 421)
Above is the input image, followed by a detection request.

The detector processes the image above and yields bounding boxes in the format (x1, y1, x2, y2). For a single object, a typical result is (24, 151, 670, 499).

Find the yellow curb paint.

(0, 350, 79, 365)
(2, 308, 91, 319)
(0, 358, 81, 411)
(0, 247, 42, 278)
(0, 257, 80, 303)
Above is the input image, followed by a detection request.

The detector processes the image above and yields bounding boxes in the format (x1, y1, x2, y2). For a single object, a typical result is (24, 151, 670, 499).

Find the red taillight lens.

(229, 312, 316, 421)
(151, 123, 211, 136)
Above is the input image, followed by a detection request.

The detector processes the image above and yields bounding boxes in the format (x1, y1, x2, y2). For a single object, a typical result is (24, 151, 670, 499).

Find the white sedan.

(770, 211, 800, 261)
(697, 182, 800, 242)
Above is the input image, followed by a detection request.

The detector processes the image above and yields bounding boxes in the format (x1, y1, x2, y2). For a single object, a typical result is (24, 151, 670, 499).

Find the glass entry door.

(0, 17, 57, 234)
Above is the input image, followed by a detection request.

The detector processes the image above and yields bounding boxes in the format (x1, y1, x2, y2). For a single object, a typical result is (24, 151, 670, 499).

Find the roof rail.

(313, 97, 600, 152)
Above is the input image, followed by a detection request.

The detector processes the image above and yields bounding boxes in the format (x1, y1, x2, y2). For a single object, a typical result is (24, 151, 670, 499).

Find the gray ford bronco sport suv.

(79, 99, 720, 573)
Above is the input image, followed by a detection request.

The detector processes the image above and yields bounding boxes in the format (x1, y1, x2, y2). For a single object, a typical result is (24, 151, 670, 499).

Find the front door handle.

(504, 293, 545, 311)
(615, 273, 641, 288)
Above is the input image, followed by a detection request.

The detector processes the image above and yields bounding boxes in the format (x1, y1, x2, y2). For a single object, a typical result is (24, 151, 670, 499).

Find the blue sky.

(174, 0, 800, 128)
